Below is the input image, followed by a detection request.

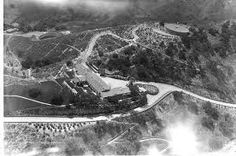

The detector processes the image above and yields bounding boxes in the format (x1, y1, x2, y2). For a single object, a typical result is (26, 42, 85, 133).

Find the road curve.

(81, 31, 131, 62)
(152, 83, 236, 108)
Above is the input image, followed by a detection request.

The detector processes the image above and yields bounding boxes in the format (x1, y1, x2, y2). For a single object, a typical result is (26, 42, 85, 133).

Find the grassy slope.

(4, 81, 62, 114)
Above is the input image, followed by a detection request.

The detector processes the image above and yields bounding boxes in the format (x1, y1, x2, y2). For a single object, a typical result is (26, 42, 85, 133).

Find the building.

(63, 80, 78, 94)
(165, 23, 190, 36)
(65, 70, 75, 79)
(39, 32, 63, 40)
(75, 64, 89, 76)
(66, 63, 112, 95)
(101, 87, 131, 98)
(6, 28, 18, 33)
(72, 75, 86, 84)
(86, 72, 110, 94)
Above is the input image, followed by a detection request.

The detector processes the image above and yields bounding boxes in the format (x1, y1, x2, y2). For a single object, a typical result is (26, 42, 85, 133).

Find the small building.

(39, 32, 63, 40)
(12, 23, 19, 28)
(101, 87, 131, 98)
(6, 28, 18, 33)
(61, 31, 71, 35)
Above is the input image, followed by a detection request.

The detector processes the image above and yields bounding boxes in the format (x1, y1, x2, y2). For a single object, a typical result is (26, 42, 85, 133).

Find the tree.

(203, 102, 219, 120)
(201, 117, 215, 131)
(178, 51, 186, 60)
(28, 88, 41, 99)
(10, 4, 15, 8)
(219, 113, 234, 138)
(220, 20, 231, 49)
(208, 28, 219, 36)
(55, 25, 67, 31)
(173, 91, 184, 104)
(98, 50, 104, 57)
(128, 83, 140, 96)
(64, 139, 86, 156)
(112, 53, 118, 59)
(66, 60, 73, 67)
(187, 102, 199, 115)
(231, 22, 236, 36)
(19, 22, 32, 33)
(165, 42, 176, 57)
(159, 21, 165, 27)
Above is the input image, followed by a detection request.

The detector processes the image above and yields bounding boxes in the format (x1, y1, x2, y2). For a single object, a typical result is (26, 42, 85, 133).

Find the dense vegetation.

(90, 21, 236, 102)
(91, 43, 199, 85)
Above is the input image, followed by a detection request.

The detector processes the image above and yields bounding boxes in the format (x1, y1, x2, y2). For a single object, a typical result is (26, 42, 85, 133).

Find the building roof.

(165, 23, 189, 34)
(55, 77, 68, 86)
(101, 87, 131, 98)
(65, 71, 75, 79)
(86, 73, 110, 93)
(74, 87, 83, 93)
(65, 80, 75, 89)
(63, 80, 78, 94)
(75, 64, 88, 76)
(39, 32, 62, 40)
(73, 75, 86, 82)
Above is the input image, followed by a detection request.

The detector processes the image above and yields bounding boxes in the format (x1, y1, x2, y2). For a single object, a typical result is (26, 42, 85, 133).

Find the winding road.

(4, 25, 236, 123)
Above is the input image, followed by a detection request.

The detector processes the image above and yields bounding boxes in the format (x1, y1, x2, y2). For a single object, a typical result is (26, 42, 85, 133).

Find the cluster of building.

(58, 63, 131, 99)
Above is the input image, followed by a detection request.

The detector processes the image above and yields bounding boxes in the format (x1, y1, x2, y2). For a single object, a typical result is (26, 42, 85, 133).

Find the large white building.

(165, 23, 190, 36)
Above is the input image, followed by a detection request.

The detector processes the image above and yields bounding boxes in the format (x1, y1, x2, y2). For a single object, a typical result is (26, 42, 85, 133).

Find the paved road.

(4, 95, 66, 108)
(4, 81, 236, 123)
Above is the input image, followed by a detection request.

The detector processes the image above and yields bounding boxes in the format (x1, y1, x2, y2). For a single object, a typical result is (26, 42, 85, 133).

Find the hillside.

(3, 1, 236, 155)
(4, 0, 234, 32)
